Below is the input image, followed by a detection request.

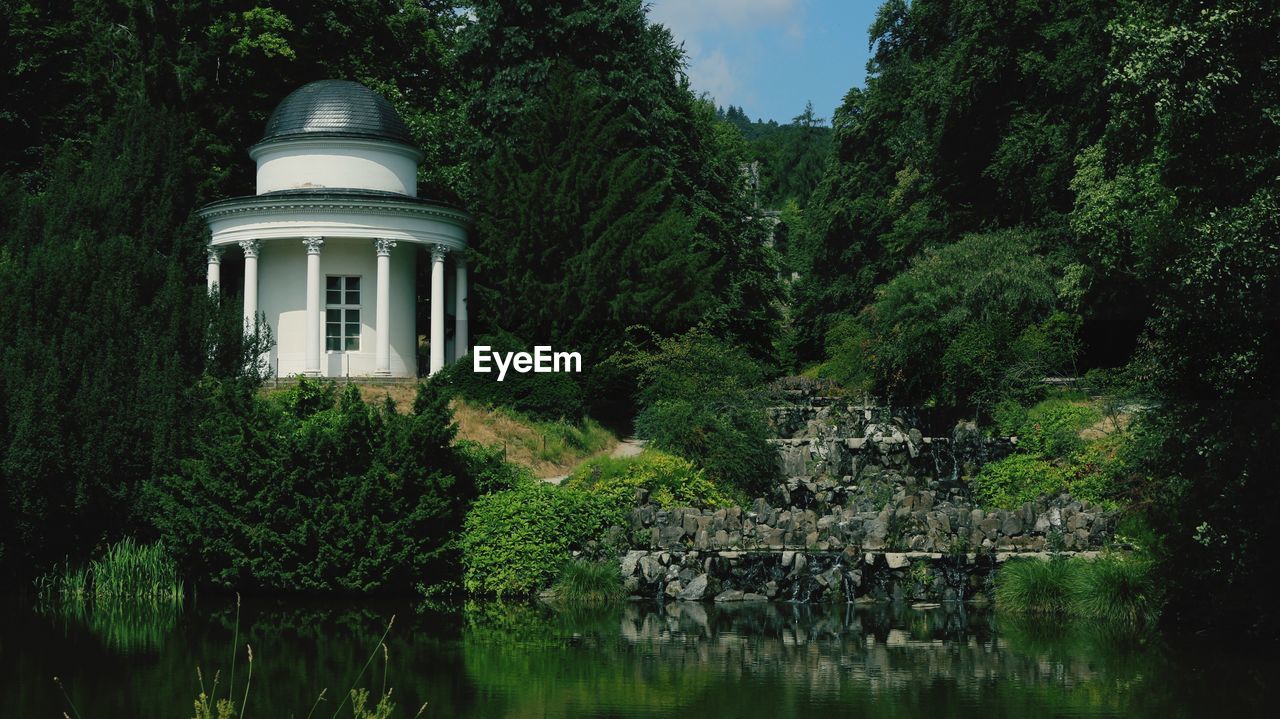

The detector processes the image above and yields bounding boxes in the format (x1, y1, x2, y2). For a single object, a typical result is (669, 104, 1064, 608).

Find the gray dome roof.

(260, 80, 413, 145)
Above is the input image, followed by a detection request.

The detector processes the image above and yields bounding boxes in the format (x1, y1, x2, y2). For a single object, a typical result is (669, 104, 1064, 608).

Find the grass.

(1072, 555, 1162, 625)
(995, 555, 1162, 626)
(451, 398, 616, 477)
(995, 557, 1079, 614)
(36, 537, 183, 604)
(261, 382, 619, 478)
(551, 559, 624, 605)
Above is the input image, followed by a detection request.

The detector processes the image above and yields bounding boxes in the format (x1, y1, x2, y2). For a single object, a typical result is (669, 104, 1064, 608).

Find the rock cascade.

(618, 386, 1115, 602)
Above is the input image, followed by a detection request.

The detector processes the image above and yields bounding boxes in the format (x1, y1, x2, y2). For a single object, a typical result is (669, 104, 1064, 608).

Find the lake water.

(2, 596, 1275, 717)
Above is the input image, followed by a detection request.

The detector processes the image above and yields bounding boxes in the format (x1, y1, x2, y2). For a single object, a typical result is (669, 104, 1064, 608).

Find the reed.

(995, 554, 1163, 626)
(37, 537, 183, 604)
(1070, 555, 1162, 627)
(995, 558, 1080, 614)
(552, 559, 623, 605)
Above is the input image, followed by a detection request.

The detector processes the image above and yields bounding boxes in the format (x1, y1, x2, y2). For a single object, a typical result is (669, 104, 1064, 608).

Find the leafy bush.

(819, 230, 1061, 409)
(981, 396, 1124, 508)
(439, 331, 585, 421)
(973, 454, 1067, 508)
(460, 481, 621, 598)
(1010, 398, 1101, 457)
(455, 439, 535, 495)
(565, 449, 735, 515)
(812, 315, 875, 392)
(551, 559, 623, 605)
(147, 378, 476, 594)
(615, 328, 778, 496)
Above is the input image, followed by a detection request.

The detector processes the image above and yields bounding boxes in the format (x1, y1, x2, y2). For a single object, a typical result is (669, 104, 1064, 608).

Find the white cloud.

(648, 0, 800, 35)
(689, 48, 738, 104)
(648, 0, 805, 109)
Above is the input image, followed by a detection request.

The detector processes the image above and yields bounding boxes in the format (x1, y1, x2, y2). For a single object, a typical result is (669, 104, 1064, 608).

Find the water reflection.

(3, 597, 1275, 718)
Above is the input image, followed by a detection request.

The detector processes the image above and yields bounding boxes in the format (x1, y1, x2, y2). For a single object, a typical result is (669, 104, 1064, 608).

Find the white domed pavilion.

(199, 79, 471, 378)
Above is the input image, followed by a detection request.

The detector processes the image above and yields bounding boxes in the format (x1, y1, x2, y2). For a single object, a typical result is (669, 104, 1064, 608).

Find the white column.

(239, 240, 260, 332)
(455, 254, 469, 361)
(207, 246, 224, 293)
(430, 244, 449, 375)
(374, 238, 396, 375)
(303, 237, 324, 376)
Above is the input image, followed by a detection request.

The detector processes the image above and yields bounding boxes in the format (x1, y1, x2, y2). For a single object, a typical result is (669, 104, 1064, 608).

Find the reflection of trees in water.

(461, 600, 1174, 717)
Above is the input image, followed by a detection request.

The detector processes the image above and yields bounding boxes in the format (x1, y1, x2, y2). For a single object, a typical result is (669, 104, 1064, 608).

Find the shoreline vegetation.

(2, 13, 1277, 716)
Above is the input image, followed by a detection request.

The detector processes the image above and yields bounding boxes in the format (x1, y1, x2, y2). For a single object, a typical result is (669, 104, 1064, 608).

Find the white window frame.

(325, 275, 362, 352)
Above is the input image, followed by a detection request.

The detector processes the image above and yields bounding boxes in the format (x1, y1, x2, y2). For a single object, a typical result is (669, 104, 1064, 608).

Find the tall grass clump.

(551, 559, 623, 605)
(37, 537, 182, 604)
(995, 558, 1080, 614)
(1071, 555, 1162, 627)
(995, 555, 1163, 626)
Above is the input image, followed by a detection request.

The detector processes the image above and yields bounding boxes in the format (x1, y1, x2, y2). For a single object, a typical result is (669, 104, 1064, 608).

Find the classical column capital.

(374, 238, 398, 257)
(207, 246, 225, 263)
(303, 236, 325, 254)
(453, 250, 468, 268)
(430, 243, 450, 262)
(238, 239, 261, 258)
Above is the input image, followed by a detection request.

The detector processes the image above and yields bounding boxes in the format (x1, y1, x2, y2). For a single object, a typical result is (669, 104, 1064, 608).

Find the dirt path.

(543, 437, 647, 485)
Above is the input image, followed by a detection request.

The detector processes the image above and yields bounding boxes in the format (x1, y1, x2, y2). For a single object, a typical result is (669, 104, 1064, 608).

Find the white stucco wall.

(251, 138, 421, 196)
(258, 237, 417, 378)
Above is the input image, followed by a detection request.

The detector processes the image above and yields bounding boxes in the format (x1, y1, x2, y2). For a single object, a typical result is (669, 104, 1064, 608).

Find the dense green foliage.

(462, 0, 781, 365)
(781, 0, 1279, 634)
(615, 329, 778, 497)
(975, 397, 1126, 509)
(996, 556, 1161, 627)
(565, 449, 735, 514)
(1, 0, 1277, 638)
(440, 333, 586, 420)
(791, 0, 1114, 367)
(972, 455, 1069, 510)
(148, 380, 476, 594)
(460, 481, 621, 598)
(813, 231, 1065, 408)
(720, 102, 833, 210)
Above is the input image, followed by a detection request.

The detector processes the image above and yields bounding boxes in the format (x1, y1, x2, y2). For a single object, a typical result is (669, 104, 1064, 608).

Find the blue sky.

(647, 0, 882, 126)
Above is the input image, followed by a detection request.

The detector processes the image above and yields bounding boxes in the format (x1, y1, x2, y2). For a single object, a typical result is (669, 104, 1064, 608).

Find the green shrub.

(995, 558, 1080, 614)
(1062, 434, 1127, 507)
(460, 481, 621, 598)
(1071, 555, 1161, 626)
(456, 439, 535, 495)
(523, 415, 613, 463)
(613, 328, 778, 497)
(1013, 398, 1101, 458)
(565, 449, 735, 514)
(439, 331, 585, 421)
(973, 454, 1067, 508)
(812, 314, 875, 392)
(148, 379, 476, 594)
(823, 230, 1059, 408)
(636, 399, 777, 497)
(551, 559, 623, 605)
